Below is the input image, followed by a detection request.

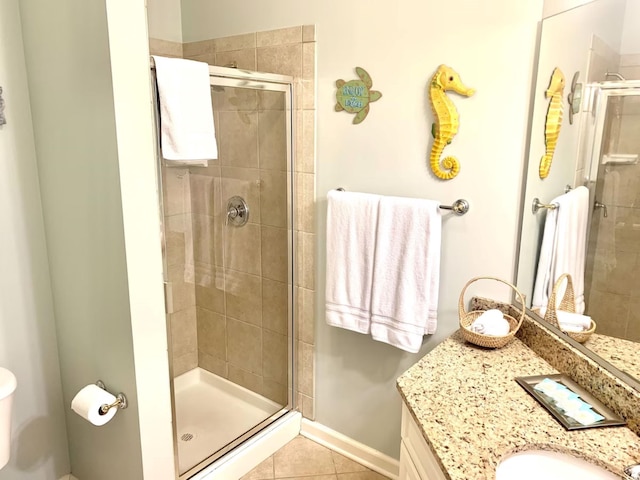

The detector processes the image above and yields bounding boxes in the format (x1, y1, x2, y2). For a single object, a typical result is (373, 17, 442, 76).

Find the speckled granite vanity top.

(397, 331, 640, 480)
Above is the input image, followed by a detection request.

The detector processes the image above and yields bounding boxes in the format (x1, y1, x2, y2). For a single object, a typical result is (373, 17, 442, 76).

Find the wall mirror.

(516, 0, 640, 390)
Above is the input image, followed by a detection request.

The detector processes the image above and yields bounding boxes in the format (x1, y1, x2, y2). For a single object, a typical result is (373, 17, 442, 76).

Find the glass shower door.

(584, 84, 640, 340)
(158, 68, 295, 478)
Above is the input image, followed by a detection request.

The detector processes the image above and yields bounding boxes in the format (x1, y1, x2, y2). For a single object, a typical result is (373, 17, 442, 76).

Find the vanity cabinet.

(400, 404, 447, 480)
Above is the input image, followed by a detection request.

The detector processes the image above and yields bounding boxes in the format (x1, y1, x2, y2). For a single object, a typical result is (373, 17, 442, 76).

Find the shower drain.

(181, 433, 194, 442)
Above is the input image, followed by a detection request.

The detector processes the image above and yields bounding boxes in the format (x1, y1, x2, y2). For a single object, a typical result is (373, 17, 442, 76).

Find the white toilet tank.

(0, 368, 17, 470)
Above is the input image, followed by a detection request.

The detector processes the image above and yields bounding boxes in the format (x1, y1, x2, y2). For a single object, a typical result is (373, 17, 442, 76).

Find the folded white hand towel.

(325, 190, 381, 334)
(370, 196, 442, 353)
(470, 309, 510, 336)
(556, 310, 592, 332)
(152, 55, 218, 165)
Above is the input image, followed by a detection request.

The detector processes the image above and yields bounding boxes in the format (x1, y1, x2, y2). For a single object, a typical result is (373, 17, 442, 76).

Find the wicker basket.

(543, 273, 596, 343)
(458, 277, 525, 348)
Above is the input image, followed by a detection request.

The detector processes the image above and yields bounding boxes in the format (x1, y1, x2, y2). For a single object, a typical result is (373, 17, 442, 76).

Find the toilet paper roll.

(71, 384, 118, 426)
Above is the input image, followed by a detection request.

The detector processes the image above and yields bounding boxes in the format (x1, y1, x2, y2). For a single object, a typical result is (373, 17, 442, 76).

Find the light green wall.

(18, 1, 144, 478)
(0, 1, 70, 478)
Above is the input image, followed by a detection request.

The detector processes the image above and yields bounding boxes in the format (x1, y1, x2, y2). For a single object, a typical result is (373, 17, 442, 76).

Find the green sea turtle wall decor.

(335, 67, 382, 124)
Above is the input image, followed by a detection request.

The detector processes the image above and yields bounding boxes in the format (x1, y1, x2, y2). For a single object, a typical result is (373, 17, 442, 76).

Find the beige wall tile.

(302, 25, 316, 43)
(149, 38, 183, 58)
(259, 110, 288, 171)
(297, 287, 315, 345)
(197, 307, 227, 360)
(195, 281, 225, 314)
(257, 44, 302, 78)
(298, 232, 315, 290)
(170, 306, 197, 358)
(587, 289, 629, 338)
(167, 263, 196, 312)
(302, 79, 315, 110)
(300, 110, 315, 174)
(262, 378, 288, 406)
(295, 173, 315, 234)
(162, 167, 191, 216)
(198, 351, 228, 378)
(228, 318, 263, 374)
(257, 26, 302, 47)
(298, 341, 314, 397)
(182, 52, 216, 65)
(215, 33, 256, 52)
(298, 393, 315, 420)
(219, 111, 259, 168)
(627, 296, 640, 342)
(221, 167, 261, 224)
(302, 43, 315, 81)
(215, 49, 257, 70)
(262, 278, 288, 335)
(258, 90, 286, 111)
(183, 39, 215, 58)
(225, 270, 263, 326)
(164, 214, 192, 267)
(172, 351, 198, 377)
(263, 330, 288, 384)
(224, 223, 262, 275)
(261, 226, 289, 282)
(228, 365, 263, 395)
(259, 170, 288, 228)
(213, 86, 258, 112)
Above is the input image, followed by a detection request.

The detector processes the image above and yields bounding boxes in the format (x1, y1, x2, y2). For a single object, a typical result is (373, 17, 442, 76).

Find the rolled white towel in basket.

(470, 309, 510, 336)
(556, 310, 592, 332)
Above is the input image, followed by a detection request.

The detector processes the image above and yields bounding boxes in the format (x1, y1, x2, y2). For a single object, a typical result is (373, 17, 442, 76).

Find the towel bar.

(532, 197, 558, 214)
(334, 188, 470, 216)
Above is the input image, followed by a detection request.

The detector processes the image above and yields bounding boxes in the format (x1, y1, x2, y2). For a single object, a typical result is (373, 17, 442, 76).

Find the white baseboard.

(300, 418, 400, 479)
(192, 411, 302, 480)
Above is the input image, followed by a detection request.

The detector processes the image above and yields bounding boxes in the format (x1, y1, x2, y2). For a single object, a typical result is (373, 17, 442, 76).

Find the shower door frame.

(156, 65, 297, 480)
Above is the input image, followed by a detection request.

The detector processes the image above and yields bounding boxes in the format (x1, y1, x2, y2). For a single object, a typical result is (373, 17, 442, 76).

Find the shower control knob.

(226, 196, 249, 227)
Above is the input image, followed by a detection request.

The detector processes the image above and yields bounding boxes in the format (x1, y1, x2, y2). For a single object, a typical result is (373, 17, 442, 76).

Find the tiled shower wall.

(150, 25, 316, 418)
(585, 52, 640, 341)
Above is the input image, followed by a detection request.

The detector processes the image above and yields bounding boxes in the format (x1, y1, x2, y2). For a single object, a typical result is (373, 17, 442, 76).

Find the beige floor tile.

(273, 436, 335, 477)
(241, 455, 274, 479)
(336, 472, 389, 480)
(331, 451, 369, 473)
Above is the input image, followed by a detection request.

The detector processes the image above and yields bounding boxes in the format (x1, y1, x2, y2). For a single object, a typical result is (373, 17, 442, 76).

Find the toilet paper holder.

(95, 380, 128, 415)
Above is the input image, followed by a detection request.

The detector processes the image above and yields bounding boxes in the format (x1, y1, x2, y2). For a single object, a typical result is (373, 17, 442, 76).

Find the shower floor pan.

(174, 367, 282, 475)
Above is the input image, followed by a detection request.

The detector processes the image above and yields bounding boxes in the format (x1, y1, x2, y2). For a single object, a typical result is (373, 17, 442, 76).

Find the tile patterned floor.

(240, 436, 390, 480)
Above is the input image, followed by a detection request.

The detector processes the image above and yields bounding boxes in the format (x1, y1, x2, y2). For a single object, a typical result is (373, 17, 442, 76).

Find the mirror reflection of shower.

(584, 81, 640, 341)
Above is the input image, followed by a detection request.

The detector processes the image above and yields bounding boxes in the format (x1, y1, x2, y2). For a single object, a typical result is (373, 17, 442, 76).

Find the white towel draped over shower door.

(152, 55, 218, 165)
(370, 196, 442, 353)
(532, 186, 590, 314)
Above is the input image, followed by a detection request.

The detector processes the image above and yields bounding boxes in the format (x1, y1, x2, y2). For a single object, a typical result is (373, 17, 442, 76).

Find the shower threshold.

(174, 367, 283, 476)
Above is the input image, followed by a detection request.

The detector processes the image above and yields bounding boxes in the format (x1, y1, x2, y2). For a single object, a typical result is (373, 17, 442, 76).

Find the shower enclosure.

(156, 66, 296, 478)
(584, 80, 640, 340)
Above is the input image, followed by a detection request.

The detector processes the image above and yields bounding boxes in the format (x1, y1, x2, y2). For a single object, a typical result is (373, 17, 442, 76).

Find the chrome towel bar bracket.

(532, 197, 558, 214)
(334, 188, 469, 216)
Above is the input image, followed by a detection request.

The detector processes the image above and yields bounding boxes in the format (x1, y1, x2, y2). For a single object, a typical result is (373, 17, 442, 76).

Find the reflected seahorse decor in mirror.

(539, 67, 566, 179)
(335, 67, 382, 124)
(428, 64, 475, 180)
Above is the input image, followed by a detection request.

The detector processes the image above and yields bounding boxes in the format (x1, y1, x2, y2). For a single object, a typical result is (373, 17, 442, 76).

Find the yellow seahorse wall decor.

(539, 67, 566, 179)
(428, 64, 475, 180)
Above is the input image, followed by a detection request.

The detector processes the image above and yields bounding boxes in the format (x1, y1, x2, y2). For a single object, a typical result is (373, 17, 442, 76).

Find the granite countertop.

(397, 331, 640, 480)
(585, 334, 640, 383)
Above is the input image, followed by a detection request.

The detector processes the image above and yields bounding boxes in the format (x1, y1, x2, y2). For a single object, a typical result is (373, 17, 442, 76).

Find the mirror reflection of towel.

(532, 186, 589, 314)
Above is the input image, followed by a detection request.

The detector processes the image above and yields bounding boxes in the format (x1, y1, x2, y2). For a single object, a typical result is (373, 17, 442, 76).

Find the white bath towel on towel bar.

(325, 190, 381, 333)
(370, 196, 442, 353)
(325, 190, 442, 353)
(152, 55, 218, 165)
